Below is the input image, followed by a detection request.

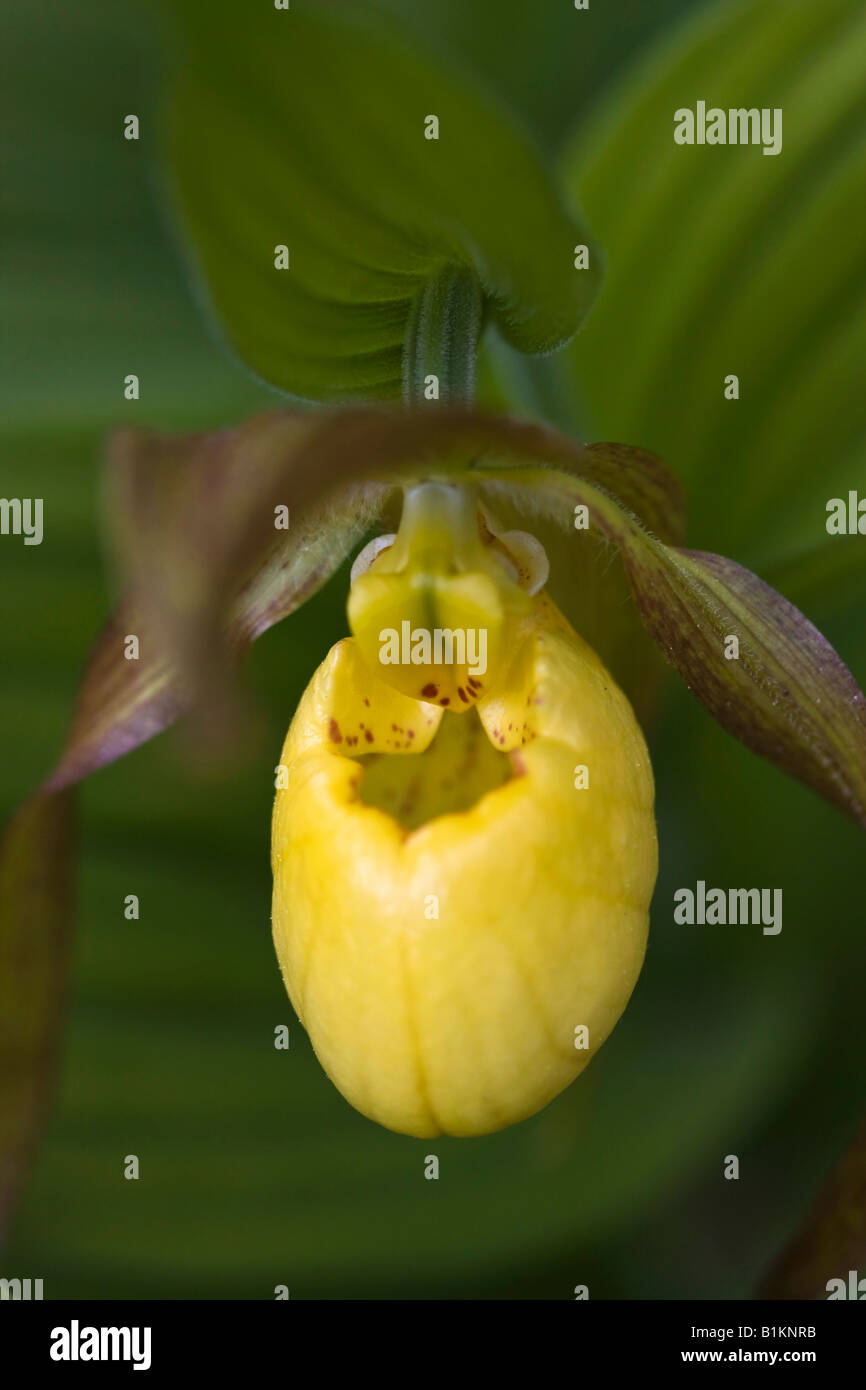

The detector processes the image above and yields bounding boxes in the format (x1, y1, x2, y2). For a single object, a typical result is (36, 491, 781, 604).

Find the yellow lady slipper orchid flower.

(271, 485, 657, 1137)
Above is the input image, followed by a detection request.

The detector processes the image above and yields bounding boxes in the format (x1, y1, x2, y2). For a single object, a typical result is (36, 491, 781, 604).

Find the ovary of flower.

(271, 592, 658, 1138)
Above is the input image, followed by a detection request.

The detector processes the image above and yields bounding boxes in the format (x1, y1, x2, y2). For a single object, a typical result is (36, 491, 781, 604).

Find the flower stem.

(402, 264, 483, 407)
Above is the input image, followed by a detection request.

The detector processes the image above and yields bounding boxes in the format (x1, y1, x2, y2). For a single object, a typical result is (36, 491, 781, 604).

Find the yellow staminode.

(347, 481, 533, 708)
(272, 489, 657, 1135)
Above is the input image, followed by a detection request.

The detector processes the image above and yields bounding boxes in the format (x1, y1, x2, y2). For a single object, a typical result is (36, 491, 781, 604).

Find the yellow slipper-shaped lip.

(272, 594, 657, 1137)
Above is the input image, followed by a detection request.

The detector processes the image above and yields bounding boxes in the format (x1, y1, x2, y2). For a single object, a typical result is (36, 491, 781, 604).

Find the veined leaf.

(561, 0, 866, 613)
(162, 0, 598, 403)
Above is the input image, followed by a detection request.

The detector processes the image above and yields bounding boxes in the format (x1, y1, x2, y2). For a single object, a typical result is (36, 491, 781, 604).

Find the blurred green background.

(1, 0, 864, 1298)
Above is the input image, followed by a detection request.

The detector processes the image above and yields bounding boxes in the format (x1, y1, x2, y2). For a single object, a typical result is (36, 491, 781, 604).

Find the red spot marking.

(364, 729, 374, 743)
(407, 729, 415, 739)
(457, 687, 468, 703)
(467, 677, 481, 690)
(439, 697, 450, 706)
(328, 719, 342, 743)
(363, 697, 370, 707)
(421, 683, 438, 698)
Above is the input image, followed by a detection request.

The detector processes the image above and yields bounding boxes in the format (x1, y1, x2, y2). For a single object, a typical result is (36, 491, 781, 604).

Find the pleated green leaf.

(561, 0, 866, 617)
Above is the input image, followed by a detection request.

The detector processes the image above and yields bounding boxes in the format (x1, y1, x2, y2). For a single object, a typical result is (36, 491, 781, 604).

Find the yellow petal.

(271, 595, 657, 1137)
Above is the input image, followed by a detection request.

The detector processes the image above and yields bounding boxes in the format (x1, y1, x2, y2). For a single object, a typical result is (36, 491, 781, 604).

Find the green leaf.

(561, 0, 866, 609)
(380, 0, 697, 153)
(162, 0, 598, 403)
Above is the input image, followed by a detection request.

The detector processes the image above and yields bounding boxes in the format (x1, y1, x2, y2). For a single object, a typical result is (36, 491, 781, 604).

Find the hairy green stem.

(402, 264, 483, 407)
